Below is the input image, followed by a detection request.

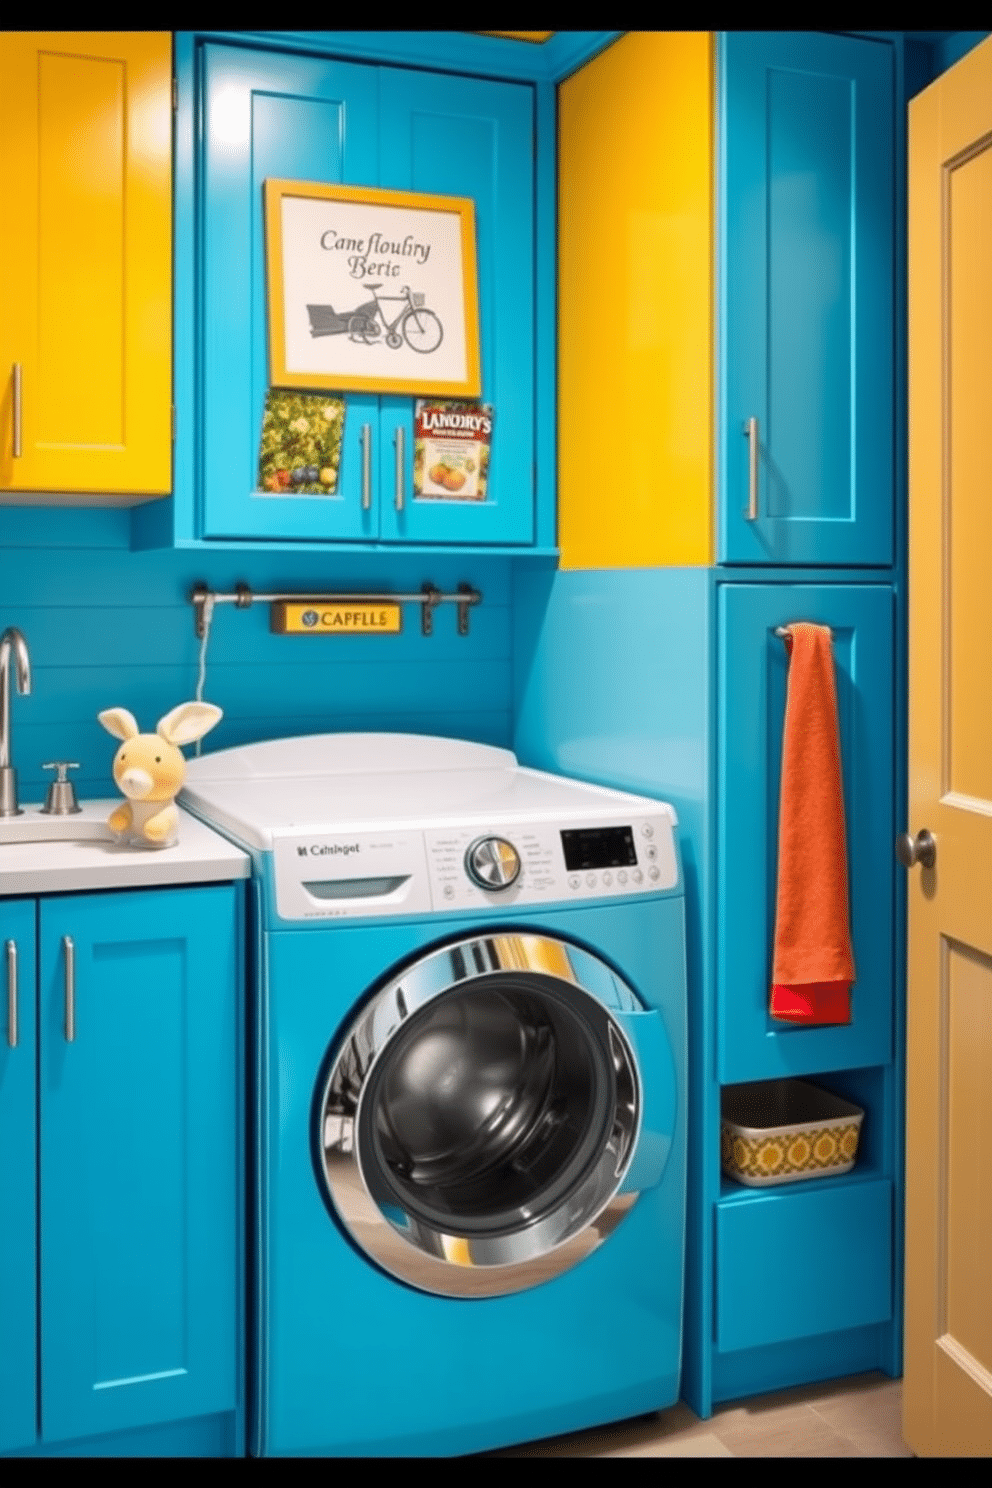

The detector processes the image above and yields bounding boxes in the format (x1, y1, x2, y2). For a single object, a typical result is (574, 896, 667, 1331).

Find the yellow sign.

(270, 602, 402, 636)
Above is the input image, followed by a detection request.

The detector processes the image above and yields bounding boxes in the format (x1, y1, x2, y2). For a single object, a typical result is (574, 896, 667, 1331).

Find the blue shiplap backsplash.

(1, 508, 513, 802)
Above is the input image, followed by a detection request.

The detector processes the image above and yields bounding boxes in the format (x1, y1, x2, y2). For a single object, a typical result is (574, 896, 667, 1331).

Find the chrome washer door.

(315, 933, 663, 1298)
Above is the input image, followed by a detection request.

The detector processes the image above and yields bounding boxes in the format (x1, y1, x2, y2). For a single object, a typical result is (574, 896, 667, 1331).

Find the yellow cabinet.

(557, 33, 714, 569)
(0, 32, 171, 499)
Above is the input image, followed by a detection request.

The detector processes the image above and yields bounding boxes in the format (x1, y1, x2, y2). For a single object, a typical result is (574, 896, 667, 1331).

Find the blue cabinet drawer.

(715, 1177, 893, 1353)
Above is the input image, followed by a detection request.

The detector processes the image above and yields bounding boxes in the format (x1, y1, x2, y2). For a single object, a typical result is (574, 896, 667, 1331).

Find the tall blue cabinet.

(707, 29, 902, 1415)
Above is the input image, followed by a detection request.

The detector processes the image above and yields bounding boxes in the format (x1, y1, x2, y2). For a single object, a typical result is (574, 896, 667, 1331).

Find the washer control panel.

(271, 813, 678, 920)
(424, 814, 677, 913)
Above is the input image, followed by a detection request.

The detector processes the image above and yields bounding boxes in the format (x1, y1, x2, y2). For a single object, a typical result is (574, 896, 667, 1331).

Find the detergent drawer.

(714, 1177, 893, 1353)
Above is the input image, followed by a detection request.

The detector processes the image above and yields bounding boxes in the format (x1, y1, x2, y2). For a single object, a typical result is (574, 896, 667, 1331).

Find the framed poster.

(264, 179, 481, 397)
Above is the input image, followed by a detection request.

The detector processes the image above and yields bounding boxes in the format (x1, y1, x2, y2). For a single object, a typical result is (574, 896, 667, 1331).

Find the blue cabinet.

(0, 884, 240, 1456)
(715, 1177, 893, 1352)
(719, 32, 894, 566)
(0, 900, 37, 1456)
(198, 41, 535, 547)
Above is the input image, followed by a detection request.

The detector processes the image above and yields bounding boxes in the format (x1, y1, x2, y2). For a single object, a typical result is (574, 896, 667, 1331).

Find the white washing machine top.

(180, 733, 680, 923)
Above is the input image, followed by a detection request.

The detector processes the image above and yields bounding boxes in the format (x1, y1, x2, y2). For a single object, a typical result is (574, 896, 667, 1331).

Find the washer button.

(649, 866, 660, 881)
(465, 836, 522, 891)
(586, 874, 597, 888)
(633, 869, 643, 884)
(618, 870, 628, 885)
(642, 823, 654, 838)
(602, 872, 613, 887)
(442, 883, 456, 900)
(569, 875, 580, 890)
(646, 844, 658, 861)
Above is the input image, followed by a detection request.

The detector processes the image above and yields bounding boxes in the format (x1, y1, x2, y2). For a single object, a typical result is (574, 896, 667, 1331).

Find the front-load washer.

(180, 734, 688, 1458)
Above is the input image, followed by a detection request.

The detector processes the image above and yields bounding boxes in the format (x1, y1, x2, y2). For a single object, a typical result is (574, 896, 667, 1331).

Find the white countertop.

(0, 800, 250, 896)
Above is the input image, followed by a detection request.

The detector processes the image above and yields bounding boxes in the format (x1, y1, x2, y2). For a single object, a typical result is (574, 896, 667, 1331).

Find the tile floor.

(488, 1372, 913, 1457)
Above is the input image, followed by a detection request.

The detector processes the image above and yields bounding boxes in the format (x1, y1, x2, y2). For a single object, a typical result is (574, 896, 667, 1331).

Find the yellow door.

(0, 32, 171, 497)
(903, 34, 992, 1457)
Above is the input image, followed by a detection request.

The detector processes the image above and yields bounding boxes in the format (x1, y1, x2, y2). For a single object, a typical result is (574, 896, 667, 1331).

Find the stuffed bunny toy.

(97, 701, 223, 848)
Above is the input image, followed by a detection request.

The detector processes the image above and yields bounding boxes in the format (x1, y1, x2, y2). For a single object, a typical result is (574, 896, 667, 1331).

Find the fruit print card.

(413, 400, 493, 501)
(258, 390, 346, 495)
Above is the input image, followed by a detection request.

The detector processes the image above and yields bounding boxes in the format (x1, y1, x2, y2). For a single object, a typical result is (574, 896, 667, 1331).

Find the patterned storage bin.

(720, 1079, 864, 1187)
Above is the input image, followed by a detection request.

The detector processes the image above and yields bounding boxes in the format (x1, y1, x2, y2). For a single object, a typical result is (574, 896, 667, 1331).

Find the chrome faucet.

(0, 628, 32, 817)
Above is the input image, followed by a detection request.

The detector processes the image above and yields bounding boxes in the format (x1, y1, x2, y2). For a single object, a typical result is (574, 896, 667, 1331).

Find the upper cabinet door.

(0, 33, 172, 496)
(200, 44, 380, 542)
(719, 33, 894, 566)
(377, 69, 535, 547)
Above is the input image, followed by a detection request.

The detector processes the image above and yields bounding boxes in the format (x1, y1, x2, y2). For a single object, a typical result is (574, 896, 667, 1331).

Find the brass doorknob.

(895, 830, 936, 870)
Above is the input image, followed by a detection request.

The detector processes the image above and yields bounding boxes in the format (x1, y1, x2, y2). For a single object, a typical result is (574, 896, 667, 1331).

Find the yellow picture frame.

(264, 179, 482, 398)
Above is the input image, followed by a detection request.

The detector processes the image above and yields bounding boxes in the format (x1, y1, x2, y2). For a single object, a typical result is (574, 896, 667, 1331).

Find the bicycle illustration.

(306, 284, 444, 354)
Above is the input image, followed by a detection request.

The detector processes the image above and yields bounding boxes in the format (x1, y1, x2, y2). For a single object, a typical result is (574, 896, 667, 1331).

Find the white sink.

(0, 802, 250, 896)
(0, 799, 116, 846)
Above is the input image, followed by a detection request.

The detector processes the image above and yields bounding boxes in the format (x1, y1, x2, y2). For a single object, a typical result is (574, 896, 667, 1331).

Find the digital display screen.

(560, 826, 637, 871)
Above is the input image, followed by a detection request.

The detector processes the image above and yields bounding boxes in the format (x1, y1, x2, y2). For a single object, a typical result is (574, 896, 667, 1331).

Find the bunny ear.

(98, 707, 140, 741)
(157, 701, 223, 747)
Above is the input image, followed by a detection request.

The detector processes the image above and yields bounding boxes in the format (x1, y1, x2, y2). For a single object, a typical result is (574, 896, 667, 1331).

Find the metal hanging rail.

(189, 581, 482, 640)
(774, 624, 833, 638)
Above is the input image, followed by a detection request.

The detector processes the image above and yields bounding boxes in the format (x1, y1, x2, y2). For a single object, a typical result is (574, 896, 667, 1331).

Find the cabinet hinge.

(171, 404, 176, 442)
(173, 77, 178, 112)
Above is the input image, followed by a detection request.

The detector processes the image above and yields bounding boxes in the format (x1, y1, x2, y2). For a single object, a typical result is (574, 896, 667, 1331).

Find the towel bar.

(189, 581, 482, 640)
(774, 625, 833, 638)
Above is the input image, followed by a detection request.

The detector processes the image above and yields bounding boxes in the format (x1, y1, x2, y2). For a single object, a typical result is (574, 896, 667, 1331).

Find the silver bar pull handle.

(12, 363, 22, 459)
(6, 939, 16, 1049)
(394, 425, 405, 511)
(360, 424, 372, 511)
(743, 416, 758, 521)
(63, 935, 75, 1043)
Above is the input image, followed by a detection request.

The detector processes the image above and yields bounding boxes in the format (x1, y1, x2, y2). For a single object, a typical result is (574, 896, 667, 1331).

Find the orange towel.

(770, 623, 855, 1025)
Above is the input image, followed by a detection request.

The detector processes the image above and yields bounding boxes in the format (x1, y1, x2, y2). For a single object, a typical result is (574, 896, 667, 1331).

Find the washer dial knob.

(465, 836, 521, 891)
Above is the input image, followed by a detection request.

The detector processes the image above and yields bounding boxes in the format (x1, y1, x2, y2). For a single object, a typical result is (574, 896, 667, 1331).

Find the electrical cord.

(194, 593, 215, 756)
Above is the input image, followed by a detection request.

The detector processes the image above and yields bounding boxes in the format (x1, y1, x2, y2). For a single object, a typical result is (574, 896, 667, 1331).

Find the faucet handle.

(41, 762, 82, 816)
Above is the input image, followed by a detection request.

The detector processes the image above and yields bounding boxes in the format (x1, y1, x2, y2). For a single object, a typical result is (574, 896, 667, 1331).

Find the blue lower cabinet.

(1, 883, 242, 1457)
(0, 900, 37, 1455)
(695, 579, 901, 1416)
